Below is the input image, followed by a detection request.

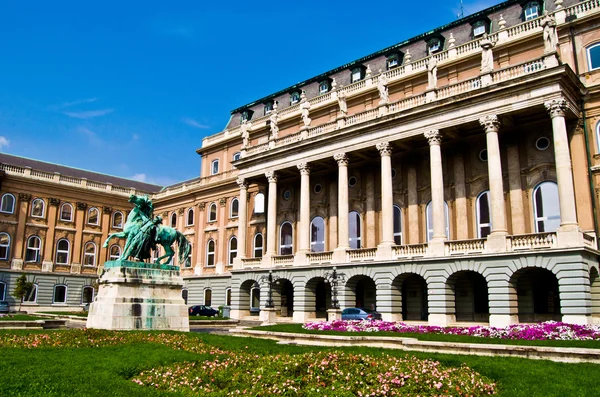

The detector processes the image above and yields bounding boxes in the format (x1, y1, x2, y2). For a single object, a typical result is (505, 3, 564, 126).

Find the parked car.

(0, 301, 9, 314)
(189, 305, 219, 317)
(341, 308, 382, 321)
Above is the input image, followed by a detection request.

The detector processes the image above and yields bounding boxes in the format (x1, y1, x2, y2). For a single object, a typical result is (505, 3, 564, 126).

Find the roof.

(0, 153, 163, 193)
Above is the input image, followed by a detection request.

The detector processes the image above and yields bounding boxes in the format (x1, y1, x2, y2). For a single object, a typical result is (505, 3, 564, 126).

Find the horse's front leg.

(103, 231, 127, 247)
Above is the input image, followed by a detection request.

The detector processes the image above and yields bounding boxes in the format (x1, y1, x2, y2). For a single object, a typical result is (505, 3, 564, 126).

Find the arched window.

(426, 201, 450, 242)
(232, 152, 241, 161)
(476, 191, 492, 238)
(206, 240, 215, 266)
(349, 211, 362, 249)
(55, 239, 70, 265)
(211, 159, 219, 175)
(393, 205, 402, 245)
(60, 203, 73, 222)
(31, 198, 45, 218)
(588, 43, 600, 71)
(228, 236, 238, 265)
(53, 284, 67, 304)
(230, 198, 239, 218)
(24, 284, 37, 303)
(82, 286, 94, 304)
(186, 208, 194, 226)
(254, 193, 265, 214)
(83, 242, 97, 266)
(204, 288, 213, 306)
(87, 207, 99, 225)
(0, 193, 15, 214)
(112, 211, 124, 228)
(533, 181, 560, 233)
(225, 287, 232, 306)
(254, 233, 263, 258)
(170, 212, 177, 228)
(0, 281, 5, 300)
(25, 236, 42, 262)
(208, 203, 217, 222)
(0, 233, 10, 260)
(280, 221, 293, 255)
(109, 245, 121, 261)
(310, 216, 325, 252)
(250, 285, 260, 309)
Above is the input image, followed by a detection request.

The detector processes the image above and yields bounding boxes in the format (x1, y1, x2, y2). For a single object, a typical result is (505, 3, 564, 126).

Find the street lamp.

(324, 266, 346, 309)
(258, 270, 280, 308)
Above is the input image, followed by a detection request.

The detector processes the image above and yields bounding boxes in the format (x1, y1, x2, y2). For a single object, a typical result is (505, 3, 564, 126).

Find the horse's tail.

(177, 231, 191, 267)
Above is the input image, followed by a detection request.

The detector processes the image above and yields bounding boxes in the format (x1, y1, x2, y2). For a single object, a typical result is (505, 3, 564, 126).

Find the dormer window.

(427, 38, 442, 54)
(290, 91, 301, 105)
(387, 54, 399, 70)
(264, 101, 274, 115)
(472, 21, 486, 37)
(523, 1, 541, 21)
(350, 66, 365, 83)
(319, 80, 330, 94)
(241, 109, 254, 122)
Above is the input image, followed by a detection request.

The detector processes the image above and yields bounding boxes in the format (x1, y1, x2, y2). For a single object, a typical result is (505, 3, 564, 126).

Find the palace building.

(2, 0, 600, 327)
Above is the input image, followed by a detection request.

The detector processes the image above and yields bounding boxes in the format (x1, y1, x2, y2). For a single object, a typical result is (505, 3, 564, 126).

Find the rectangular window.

(351, 69, 362, 83)
(211, 160, 219, 175)
(524, 4, 539, 20)
(473, 24, 486, 36)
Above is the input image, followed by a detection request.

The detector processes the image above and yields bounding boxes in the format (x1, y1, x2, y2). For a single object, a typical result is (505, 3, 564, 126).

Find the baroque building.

(2, 0, 600, 327)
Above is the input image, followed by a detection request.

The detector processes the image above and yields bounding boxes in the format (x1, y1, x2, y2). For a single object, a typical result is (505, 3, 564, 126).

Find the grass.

(38, 311, 88, 317)
(0, 314, 48, 321)
(0, 329, 598, 396)
(253, 323, 600, 349)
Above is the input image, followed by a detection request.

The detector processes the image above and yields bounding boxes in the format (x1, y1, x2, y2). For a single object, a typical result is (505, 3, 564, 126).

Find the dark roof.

(0, 153, 163, 193)
(159, 175, 202, 191)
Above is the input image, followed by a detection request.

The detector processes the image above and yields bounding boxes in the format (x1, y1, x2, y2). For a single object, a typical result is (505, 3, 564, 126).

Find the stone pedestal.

(428, 313, 455, 327)
(86, 260, 189, 332)
(562, 314, 591, 325)
(327, 308, 342, 321)
(260, 307, 277, 325)
(11, 259, 23, 270)
(488, 314, 518, 328)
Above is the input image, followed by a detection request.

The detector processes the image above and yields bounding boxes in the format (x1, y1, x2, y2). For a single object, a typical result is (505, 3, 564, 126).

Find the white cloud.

(63, 109, 114, 119)
(182, 117, 209, 129)
(0, 136, 10, 150)
(77, 126, 103, 146)
(129, 173, 148, 183)
(48, 97, 98, 111)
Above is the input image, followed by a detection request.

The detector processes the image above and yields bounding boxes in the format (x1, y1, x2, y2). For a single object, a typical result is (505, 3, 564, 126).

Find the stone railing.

(508, 232, 557, 250)
(393, 244, 427, 258)
(307, 251, 333, 264)
(154, 170, 237, 199)
(273, 255, 294, 266)
(446, 239, 485, 255)
(565, 0, 600, 17)
(241, 258, 263, 268)
(583, 232, 597, 248)
(348, 248, 377, 261)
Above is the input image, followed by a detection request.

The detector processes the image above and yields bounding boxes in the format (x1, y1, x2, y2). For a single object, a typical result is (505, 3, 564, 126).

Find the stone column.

(234, 178, 248, 269)
(333, 153, 349, 262)
(365, 172, 376, 247)
(506, 145, 526, 235)
(195, 203, 206, 275)
(407, 165, 420, 244)
(453, 154, 469, 240)
(42, 198, 59, 272)
(480, 115, 508, 252)
(424, 130, 446, 255)
(544, 98, 582, 246)
(11, 193, 31, 270)
(99, 207, 111, 264)
(376, 142, 394, 260)
(265, 171, 278, 263)
(295, 163, 311, 265)
(71, 202, 87, 273)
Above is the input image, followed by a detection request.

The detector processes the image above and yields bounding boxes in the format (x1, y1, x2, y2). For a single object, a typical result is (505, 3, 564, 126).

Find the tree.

(12, 274, 33, 312)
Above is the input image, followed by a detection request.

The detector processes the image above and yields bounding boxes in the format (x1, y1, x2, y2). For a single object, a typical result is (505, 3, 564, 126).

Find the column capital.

(424, 130, 441, 146)
(103, 206, 113, 214)
(333, 153, 349, 166)
(479, 114, 500, 133)
(297, 162, 311, 175)
(265, 171, 278, 183)
(76, 202, 88, 211)
(48, 197, 60, 206)
(376, 142, 392, 156)
(18, 193, 31, 201)
(236, 177, 248, 189)
(544, 98, 567, 118)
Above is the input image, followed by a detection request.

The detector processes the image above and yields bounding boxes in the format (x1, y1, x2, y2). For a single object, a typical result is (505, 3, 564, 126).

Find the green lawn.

(0, 329, 599, 396)
(253, 323, 600, 349)
(0, 314, 48, 321)
(38, 311, 88, 317)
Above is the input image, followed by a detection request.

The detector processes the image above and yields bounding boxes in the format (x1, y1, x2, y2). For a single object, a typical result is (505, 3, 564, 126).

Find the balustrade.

(509, 233, 557, 250)
(273, 255, 294, 265)
(393, 244, 427, 258)
(307, 251, 333, 264)
(446, 239, 485, 255)
(348, 248, 377, 261)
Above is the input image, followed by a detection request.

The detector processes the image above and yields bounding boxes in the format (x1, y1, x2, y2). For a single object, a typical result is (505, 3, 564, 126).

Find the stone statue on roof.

(427, 55, 438, 89)
(480, 33, 496, 74)
(541, 11, 558, 54)
(269, 101, 279, 140)
(240, 119, 251, 148)
(300, 91, 311, 127)
(377, 69, 389, 104)
(337, 88, 347, 115)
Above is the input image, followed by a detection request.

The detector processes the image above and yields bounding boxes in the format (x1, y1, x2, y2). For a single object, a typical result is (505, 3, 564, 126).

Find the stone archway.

(391, 273, 428, 321)
(591, 267, 600, 324)
(448, 271, 489, 322)
(274, 279, 294, 317)
(238, 279, 259, 317)
(511, 268, 560, 323)
(344, 275, 377, 310)
(305, 277, 331, 319)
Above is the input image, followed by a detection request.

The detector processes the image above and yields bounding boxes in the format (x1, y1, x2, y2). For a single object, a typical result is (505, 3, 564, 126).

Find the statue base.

(86, 260, 189, 332)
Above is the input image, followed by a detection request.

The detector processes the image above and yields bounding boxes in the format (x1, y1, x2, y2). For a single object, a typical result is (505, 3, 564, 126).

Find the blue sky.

(0, 0, 500, 186)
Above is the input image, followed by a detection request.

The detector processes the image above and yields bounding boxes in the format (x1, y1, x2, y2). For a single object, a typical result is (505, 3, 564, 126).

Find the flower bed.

(303, 320, 600, 341)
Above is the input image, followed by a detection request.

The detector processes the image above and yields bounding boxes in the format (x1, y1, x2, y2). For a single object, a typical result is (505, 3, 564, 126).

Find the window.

(533, 181, 560, 233)
(53, 285, 67, 304)
(87, 207, 99, 225)
(230, 198, 239, 218)
(426, 201, 450, 241)
(476, 191, 492, 238)
(225, 288, 232, 306)
(350, 67, 363, 83)
(587, 43, 600, 71)
(204, 288, 212, 306)
(393, 205, 402, 245)
(0, 233, 10, 260)
(349, 176, 357, 187)
(523, 2, 540, 21)
(0, 193, 15, 214)
(60, 203, 73, 222)
(264, 102, 274, 115)
(290, 91, 301, 105)
(186, 208, 194, 226)
(25, 236, 41, 262)
(251, 286, 260, 309)
(170, 212, 177, 228)
(427, 38, 442, 54)
(310, 216, 325, 252)
(112, 211, 124, 228)
(228, 236, 238, 266)
(208, 203, 217, 222)
(0, 281, 5, 300)
(349, 211, 362, 249)
(82, 286, 94, 304)
(31, 198, 45, 218)
(535, 137, 550, 151)
(254, 193, 265, 214)
(55, 239, 70, 265)
(241, 110, 253, 122)
(109, 245, 121, 261)
(319, 80, 330, 94)
(83, 242, 97, 266)
(387, 54, 399, 69)
(472, 21, 486, 36)
(283, 190, 292, 200)
(24, 284, 37, 303)
(211, 160, 219, 175)
(232, 152, 241, 161)
(206, 240, 215, 266)
(254, 233, 263, 258)
(280, 221, 293, 255)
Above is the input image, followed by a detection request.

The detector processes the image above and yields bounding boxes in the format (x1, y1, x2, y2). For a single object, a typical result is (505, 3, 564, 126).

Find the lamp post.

(258, 270, 280, 308)
(324, 266, 346, 309)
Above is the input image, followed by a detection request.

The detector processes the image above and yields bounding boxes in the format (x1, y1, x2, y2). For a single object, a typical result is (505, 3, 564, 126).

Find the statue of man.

(337, 88, 347, 115)
(541, 11, 558, 54)
(240, 120, 250, 148)
(300, 91, 311, 127)
(269, 102, 279, 140)
(377, 70, 389, 104)
(480, 33, 495, 74)
(427, 55, 438, 89)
